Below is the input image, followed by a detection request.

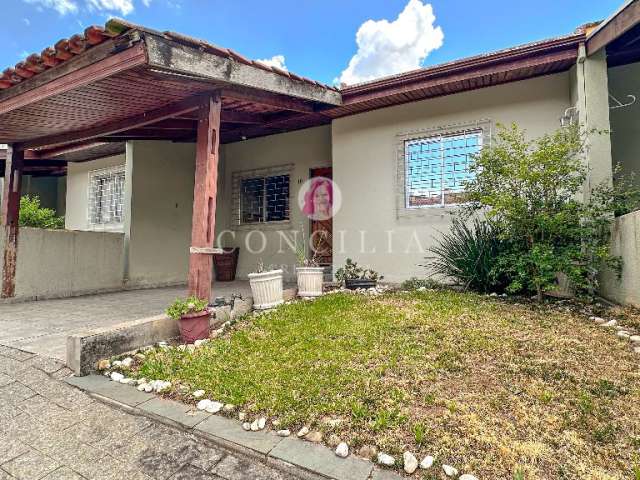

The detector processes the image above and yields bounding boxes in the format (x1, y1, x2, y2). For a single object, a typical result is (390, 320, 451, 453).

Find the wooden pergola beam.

(188, 93, 222, 301)
(16, 94, 206, 150)
(1, 146, 23, 298)
(144, 33, 342, 106)
(221, 88, 315, 113)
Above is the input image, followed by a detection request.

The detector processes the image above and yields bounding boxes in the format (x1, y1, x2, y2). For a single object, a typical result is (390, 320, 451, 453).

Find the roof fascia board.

(587, 0, 640, 55)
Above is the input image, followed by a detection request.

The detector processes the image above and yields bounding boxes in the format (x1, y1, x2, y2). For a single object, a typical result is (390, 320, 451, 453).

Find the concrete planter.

(296, 267, 324, 297)
(248, 269, 284, 310)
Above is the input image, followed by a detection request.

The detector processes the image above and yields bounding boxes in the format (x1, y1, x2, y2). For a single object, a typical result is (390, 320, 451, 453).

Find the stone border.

(64, 374, 396, 480)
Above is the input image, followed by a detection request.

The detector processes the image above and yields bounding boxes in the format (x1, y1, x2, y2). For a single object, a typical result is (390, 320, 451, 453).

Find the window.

(88, 166, 125, 226)
(403, 127, 484, 209)
(232, 165, 292, 227)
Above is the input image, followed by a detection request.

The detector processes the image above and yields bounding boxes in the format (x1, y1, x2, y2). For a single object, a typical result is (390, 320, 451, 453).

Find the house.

(0, 2, 638, 306)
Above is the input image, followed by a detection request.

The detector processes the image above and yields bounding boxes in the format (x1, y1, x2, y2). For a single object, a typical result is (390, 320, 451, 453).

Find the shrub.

(461, 123, 639, 300)
(19, 195, 64, 229)
(425, 217, 508, 293)
(335, 258, 383, 283)
(401, 277, 441, 290)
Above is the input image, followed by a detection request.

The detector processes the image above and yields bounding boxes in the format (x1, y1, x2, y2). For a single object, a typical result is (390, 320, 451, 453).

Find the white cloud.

(23, 0, 79, 15)
(22, 18, 31, 26)
(337, 0, 444, 86)
(142, 0, 151, 5)
(256, 54, 287, 71)
(87, 0, 134, 15)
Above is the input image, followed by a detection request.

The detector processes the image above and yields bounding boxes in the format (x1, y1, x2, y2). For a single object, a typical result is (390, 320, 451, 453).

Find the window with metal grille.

(88, 166, 125, 226)
(240, 174, 290, 224)
(404, 129, 482, 208)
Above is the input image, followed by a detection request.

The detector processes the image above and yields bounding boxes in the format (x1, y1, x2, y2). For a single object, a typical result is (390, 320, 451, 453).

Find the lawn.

(132, 290, 640, 479)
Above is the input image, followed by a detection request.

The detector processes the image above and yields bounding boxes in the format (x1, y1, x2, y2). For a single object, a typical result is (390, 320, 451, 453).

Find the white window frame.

(396, 120, 491, 219)
(87, 165, 126, 230)
(231, 164, 293, 230)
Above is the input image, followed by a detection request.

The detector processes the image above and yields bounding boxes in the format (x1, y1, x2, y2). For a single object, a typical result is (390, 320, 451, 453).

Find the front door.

(309, 167, 332, 266)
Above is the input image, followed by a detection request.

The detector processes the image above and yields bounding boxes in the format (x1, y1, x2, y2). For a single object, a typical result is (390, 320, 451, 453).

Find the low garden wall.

(600, 209, 640, 308)
(0, 227, 125, 302)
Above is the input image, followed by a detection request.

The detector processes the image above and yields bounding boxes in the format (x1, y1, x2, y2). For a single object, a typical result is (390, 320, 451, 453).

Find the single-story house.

(0, 1, 639, 306)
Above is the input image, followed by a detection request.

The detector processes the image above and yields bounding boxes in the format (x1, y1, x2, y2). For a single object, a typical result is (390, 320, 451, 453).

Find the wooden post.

(187, 93, 222, 300)
(1, 145, 24, 298)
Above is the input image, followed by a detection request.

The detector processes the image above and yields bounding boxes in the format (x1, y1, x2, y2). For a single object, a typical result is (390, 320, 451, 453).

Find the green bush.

(19, 195, 64, 229)
(426, 217, 508, 293)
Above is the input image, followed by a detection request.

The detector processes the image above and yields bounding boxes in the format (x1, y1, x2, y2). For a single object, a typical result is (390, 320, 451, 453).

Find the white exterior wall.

(217, 126, 332, 281)
(65, 154, 126, 231)
(332, 73, 572, 283)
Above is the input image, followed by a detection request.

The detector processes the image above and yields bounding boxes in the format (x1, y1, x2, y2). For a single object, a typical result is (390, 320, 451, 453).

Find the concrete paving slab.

(66, 374, 153, 406)
(268, 437, 373, 480)
(195, 415, 283, 455)
(138, 397, 210, 428)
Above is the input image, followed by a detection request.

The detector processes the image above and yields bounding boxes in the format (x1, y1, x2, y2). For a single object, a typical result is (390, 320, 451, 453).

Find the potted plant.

(248, 260, 284, 310)
(335, 258, 383, 290)
(295, 226, 325, 298)
(167, 296, 211, 343)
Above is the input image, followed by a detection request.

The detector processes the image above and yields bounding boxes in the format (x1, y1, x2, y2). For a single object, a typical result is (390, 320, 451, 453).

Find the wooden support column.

(188, 93, 222, 300)
(1, 145, 24, 298)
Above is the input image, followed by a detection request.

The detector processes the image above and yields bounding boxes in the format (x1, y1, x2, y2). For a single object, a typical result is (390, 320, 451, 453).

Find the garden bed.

(113, 290, 640, 479)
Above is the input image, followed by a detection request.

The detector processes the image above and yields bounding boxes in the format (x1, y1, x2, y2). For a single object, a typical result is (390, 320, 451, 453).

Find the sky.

(1, 0, 624, 86)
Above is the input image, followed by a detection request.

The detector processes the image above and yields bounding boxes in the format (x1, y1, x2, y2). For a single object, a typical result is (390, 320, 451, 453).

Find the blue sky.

(1, 0, 623, 86)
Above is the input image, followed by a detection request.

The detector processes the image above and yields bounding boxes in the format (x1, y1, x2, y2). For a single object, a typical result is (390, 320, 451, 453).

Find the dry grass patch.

(134, 290, 640, 479)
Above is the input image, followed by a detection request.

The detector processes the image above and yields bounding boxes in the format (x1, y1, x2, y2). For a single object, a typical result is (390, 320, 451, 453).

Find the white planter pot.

(248, 269, 284, 310)
(296, 267, 325, 298)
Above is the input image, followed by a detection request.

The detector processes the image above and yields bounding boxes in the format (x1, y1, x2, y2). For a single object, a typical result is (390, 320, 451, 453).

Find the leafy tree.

(19, 195, 65, 229)
(461, 123, 639, 301)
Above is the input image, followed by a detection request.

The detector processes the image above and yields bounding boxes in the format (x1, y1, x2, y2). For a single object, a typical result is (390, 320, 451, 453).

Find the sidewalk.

(0, 345, 287, 480)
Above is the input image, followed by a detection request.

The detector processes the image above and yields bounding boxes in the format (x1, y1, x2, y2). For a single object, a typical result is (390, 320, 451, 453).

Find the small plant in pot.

(335, 258, 383, 290)
(295, 227, 325, 298)
(248, 259, 284, 310)
(167, 296, 211, 343)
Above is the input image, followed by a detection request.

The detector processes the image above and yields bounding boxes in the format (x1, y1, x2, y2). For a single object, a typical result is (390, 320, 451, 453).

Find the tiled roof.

(0, 18, 339, 93)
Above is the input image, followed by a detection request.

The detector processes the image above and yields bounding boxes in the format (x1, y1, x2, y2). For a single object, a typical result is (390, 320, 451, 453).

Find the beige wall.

(600, 210, 640, 308)
(608, 62, 640, 188)
(65, 154, 125, 231)
(125, 141, 197, 288)
(0, 227, 124, 301)
(217, 126, 332, 280)
(332, 73, 572, 283)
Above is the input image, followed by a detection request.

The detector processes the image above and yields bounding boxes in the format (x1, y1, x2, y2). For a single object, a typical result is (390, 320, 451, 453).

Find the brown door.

(309, 167, 332, 266)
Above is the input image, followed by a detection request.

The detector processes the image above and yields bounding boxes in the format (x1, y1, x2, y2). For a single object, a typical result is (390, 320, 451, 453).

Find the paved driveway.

(0, 283, 251, 361)
(0, 345, 288, 480)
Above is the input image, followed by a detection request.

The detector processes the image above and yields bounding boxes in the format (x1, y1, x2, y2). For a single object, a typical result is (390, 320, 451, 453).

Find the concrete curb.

(65, 375, 401, 480)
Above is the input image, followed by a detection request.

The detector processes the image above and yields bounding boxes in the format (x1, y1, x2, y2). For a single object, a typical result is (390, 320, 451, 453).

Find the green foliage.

(19, 195, 64, 229)
(461, 123, 639, 300)
(334, 258, 383, 283)
(401, 277, 441, 290)
(426, 217, 508, 293)
(295, 223, 319, 267)
(166, 295, 209, 320)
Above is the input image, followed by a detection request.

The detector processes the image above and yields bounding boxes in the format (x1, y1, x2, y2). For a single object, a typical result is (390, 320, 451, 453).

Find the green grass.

(132, 290, 640, 479)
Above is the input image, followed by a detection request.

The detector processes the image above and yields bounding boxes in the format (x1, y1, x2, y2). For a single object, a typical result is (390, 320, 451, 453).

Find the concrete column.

(574, 45, 614, 197)
(1, 145, 24, 298)
(122, 141, 134, 284)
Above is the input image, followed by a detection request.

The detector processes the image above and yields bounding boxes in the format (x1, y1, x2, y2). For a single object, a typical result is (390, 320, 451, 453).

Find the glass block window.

(234, 167, 290, 225)
(404, 129, 483, 208)
(88, 166, 125, 226)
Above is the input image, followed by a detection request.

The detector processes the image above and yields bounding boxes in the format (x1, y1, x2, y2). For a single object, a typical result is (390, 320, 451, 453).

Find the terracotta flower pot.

(179, 310, 210, 343)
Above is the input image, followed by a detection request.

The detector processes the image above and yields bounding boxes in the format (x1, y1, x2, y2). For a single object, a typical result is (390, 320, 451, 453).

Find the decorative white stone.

(250, 419, 260, 431)
(272, 419, 281, 427)
(136, 378, 147, 385)
(143, 384, 153, 393)
(443, 465, 458, 477)
(197, 399, 212, 411)
(590, 316, 605, 323)
(403, 452, 418, 474)
(335, 442, 349, 458)
(377, 453, 395, 466)
(121, 357, 133, 368)
(137, 383, 148, 391)
(238, 412, 246, 421)
(601, 320, 617, 327)
(297, 426, 309, 437)
(112, 360, 123, 368)
(110, 372, 124, 382)
(276, 429, 291, 437)
(257, 417, 266, 430)
(242, 422, 251, 431)
(617, 331, 631, 339)
(119, 377, 133, 384)
(194, 339, 209, 347)
(420, 456, 434, 469)
(635, 346, 640, 354)
(205, 401, 224, 414)
(460, 475, 479, 480)
(223, 404, 235, 413)
(630, 335, 640, 343)
(151, 380, 172, 393)
(193, 390, 206, 398)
